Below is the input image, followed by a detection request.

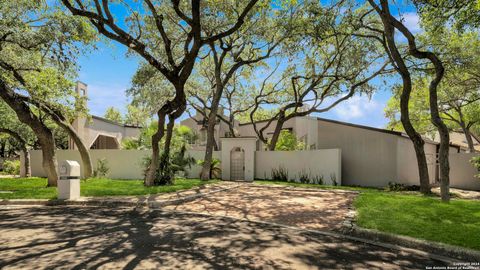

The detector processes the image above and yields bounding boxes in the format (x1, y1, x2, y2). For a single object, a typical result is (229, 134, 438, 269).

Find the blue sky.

(76, 5, 422, 129)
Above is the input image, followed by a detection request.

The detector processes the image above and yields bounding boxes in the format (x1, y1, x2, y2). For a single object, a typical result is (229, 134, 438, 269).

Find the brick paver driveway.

(165, 184, 357, 231)
(0, 205, 450, 269)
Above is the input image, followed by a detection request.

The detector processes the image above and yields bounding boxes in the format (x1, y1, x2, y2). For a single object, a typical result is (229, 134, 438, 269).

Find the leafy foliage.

(142, 147, 196, 186)
(2, 160, 20, 175)
(271, 166, 289, 181)
(386, 182, 420, 192)
(104, 107, 123, 124)
(93, 158, 110, 178)
(274, 130, 305, 151)
(471, 156, 480, 179)
(197, 158, 221, 179)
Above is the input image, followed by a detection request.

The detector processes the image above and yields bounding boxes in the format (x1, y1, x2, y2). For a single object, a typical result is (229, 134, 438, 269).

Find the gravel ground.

(165, 185, 357, 231)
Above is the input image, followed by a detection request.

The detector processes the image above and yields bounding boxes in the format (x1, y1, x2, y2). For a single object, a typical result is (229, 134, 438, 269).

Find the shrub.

(471, 156, 480, 178)
(298, 169, 310, 184)
(197, 158, 221, 179)
(3, 160, 20, 175)
(330, 173, 338, 186)
(171, 145, 196, 177)
(142, 145, 196, 185)
(312, 174, 324, 185)
(386, 181, 420, 191)
(271, 166, 288, 181)
(142, 153, 175, 186)
(93, 158, 110, 178)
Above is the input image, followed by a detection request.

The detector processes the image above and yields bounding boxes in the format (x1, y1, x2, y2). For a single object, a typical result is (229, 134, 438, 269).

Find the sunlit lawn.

(256, 180, 480, 250)
(0, 177, 217, 200)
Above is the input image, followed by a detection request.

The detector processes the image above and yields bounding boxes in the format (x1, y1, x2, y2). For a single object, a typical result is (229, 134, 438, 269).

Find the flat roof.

(238, 116, 402, 136)
(92, 115, 142, 129)
(238, 116, 469, 148)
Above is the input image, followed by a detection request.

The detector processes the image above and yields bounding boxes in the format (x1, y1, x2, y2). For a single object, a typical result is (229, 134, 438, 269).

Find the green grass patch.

(0, 177, 217, 199)
(355, 192, 480, 250)
(256, 180, 480, 250)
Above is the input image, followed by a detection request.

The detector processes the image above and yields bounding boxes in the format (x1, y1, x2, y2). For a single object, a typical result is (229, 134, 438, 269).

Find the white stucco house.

(31, 81, 475, 190)
(179, 109, 480, 189)
(68, 82, 141, 150)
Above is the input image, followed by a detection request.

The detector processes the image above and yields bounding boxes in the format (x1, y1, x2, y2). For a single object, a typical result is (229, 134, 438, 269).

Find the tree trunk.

(426, 64, 450, 202)
(145, 91, 186, 186)
(0, 81, 58, 186)
(56, 121, 93, 179)
(400, 99, 431, 194)
(163, 116, 175, 162)
(145, 109, 167, 186)
(371, 0, 431, 194)
(200, 101, 221, 180)
(0, 140, 5, 158)
(460, 123, 475, 153)
(22, 148, 31, 177)
(157, 115, 175, 184)
(41, 140, 58, 186)
(268, 116, 286, 151)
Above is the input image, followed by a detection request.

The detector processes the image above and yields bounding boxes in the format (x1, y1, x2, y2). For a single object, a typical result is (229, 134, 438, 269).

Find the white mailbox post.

(58, 160, 81, 200)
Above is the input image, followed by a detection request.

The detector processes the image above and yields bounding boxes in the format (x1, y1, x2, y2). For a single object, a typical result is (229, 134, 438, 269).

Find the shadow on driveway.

(0, 206, 448, 269)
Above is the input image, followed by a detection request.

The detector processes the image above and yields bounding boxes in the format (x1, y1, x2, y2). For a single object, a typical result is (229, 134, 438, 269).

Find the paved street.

(0, 205, 450, 269)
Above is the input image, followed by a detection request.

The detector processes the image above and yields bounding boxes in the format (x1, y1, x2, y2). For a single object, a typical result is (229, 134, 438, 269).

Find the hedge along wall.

(26, 150, 221, 180)
(254, 149, 342, 185)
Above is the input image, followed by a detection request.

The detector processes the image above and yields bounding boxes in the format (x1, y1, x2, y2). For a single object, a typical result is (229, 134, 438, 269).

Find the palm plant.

(197, 158, 221, 179)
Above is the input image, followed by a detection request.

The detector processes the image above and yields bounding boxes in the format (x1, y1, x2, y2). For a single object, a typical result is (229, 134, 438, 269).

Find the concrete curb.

(157, 208, 461, 264)
(0, 184, 241, 208)
(147, 184, 241, 208)
(345, 225, 480, 262)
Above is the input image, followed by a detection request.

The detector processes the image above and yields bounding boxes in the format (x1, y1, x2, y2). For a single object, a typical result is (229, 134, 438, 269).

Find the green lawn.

(0, 177, 217, 199)
(255, 180, 480, 250)
(355, 192, 480, 250)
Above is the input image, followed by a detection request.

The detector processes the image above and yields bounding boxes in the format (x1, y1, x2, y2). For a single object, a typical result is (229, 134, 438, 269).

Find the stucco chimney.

(70, 81, 89, 150)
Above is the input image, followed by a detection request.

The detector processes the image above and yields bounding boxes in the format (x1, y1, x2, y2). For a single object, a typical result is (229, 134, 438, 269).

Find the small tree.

(274, 130, 305, 151)
(104, 107, 123, 124)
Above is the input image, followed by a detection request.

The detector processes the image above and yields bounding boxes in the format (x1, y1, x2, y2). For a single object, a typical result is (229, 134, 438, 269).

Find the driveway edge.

(0, 184, 241, 207)
(158, 208, 461, 264)
(345, 225, 480, 262)
(248, 183, 360, 194)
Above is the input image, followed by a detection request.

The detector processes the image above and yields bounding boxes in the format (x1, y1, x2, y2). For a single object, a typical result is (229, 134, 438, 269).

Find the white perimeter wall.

(396, 137, 437, 186)
(254, 149, 341, 185)
(28, 150, 220, 180)
(449, 153, 480, 191)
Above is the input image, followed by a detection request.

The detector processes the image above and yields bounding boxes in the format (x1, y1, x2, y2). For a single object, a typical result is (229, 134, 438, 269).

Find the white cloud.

(400, 12, 422, 34)
(334, 95, 380, 121)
